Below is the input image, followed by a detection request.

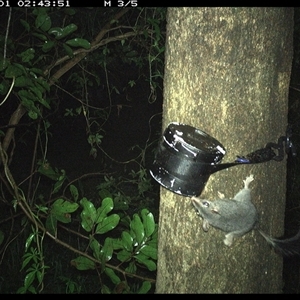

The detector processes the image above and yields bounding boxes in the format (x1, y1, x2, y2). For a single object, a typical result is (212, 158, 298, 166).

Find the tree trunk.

(156, 7, 293, 293)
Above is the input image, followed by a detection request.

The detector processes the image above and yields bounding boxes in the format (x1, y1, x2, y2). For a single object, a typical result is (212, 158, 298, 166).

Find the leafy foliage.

(0, 7, 165, 293)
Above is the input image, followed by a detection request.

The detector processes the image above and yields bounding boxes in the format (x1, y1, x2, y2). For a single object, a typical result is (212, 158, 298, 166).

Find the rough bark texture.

(156, 7, 293, 293)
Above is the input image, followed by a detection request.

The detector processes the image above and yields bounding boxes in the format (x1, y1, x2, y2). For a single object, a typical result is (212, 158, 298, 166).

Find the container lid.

(150, 122, 226, 196)
(163, 122, 226, 164)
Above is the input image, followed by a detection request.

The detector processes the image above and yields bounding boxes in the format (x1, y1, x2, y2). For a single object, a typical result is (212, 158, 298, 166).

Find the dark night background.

(0, 6, 300, 293)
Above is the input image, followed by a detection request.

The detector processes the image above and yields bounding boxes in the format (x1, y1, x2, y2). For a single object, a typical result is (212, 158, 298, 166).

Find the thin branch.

(2, 104, 26, 153)
(0, 76, 15, 106)
(2, 8, 131, 157)
(0, 137, 156, 284)
(43, 25, 137, 76)
(47, 8, 131, 85)
(2, 7, 11, 68)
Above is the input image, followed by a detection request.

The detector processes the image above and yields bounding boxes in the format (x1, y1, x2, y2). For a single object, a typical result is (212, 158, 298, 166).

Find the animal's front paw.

(243, 174, 254, 189)
(202, 219, 210, 232)
(224, 233, 234, 247)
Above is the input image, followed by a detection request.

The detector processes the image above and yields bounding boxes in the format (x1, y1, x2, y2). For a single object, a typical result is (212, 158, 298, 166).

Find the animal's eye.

(202, 201, 210, 207)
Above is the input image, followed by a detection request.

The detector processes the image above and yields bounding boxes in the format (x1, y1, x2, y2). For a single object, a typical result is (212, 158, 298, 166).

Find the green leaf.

(125, 261, 137, 274)
(51, 198, 79, 223)
(28, 111, 38, 120)
(130, 214, 145, 245)
(95, 197, 114, 223)
(35, 204, 48, 214)
(98, 189, 112, 200)
(27, 285, 37, 294)
(48, 27, 63, 38)
(95, 214, 120, 234)
(89, 238, 101, 261)
(5, 64, 24, 78)
(42, 40, 55, 52)
(63, 43, 74, 57)
(48, 23, 78, 40)
(111, 238, 123, 250)
(45, 214, 57, 236)
(140, 245, 157, 260)
(147, 236, 157, 249)
(64, 8, 76, 15)
(116, 249, 131, 262)
(51, 212, 70, 224)
(38, 162, 61, 180)
(141, 209, 155, 237)
(28, 86, 42, 99)
(66, 38, 91, 49)
(36, 14, 52, 31)
(20, 95, 40, 117)
(70, 184, 79, 202)
(24, 270, 36, 290)
(52, 174, 66, 194)
(29, 68, 43, 75)
(62, 23, 78, 37)
(18, 90, 37, 106)
(71, 256, 95, 270)
(19, 47, 35, 63)
(105, 268, 121, 285)
(137, 281, 151, 294)
(20, 19, 30, 31)
(134, 253, 156, 271)
(113, 194, 129, 210)
(15, 76, 33, 88)
(40, 18, 51, 32)
(25, 233, 35, 252)
(53, 198, 79, 213)
(80, 197, 96, 232)
(35, 77, 50, 92)
(0, 83, 8, 96)
(121, 231, 133, 252)
(32, 32, 48, 41)
(100, 237, 113, 262)
(36, 270, 43, 284)
(21, 253, 34, 271)
(38, 97, 51, 109)
(16, 286, 26, 294)
(101, 285, 111, 294)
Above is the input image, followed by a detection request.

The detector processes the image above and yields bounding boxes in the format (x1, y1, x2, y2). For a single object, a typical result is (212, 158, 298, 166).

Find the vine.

(0, 7, 166, 293)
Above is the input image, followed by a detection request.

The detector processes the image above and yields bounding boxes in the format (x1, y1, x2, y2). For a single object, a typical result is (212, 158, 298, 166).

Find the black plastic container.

(149, 122, 226, 197)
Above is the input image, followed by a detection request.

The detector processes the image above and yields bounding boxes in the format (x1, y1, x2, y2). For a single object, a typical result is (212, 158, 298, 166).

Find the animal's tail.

(258, 229, 300, 256)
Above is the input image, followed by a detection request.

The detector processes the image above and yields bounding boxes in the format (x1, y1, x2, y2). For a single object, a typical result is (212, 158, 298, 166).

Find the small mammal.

(191, 174, 300, 256)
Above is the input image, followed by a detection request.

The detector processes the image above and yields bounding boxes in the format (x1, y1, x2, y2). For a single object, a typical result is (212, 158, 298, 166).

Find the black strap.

(236, 125, 296, 164)
(210, 125, 296, 173)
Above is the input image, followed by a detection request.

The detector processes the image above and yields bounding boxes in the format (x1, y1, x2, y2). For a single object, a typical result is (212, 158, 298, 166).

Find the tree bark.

(156, 7, 293, 293)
